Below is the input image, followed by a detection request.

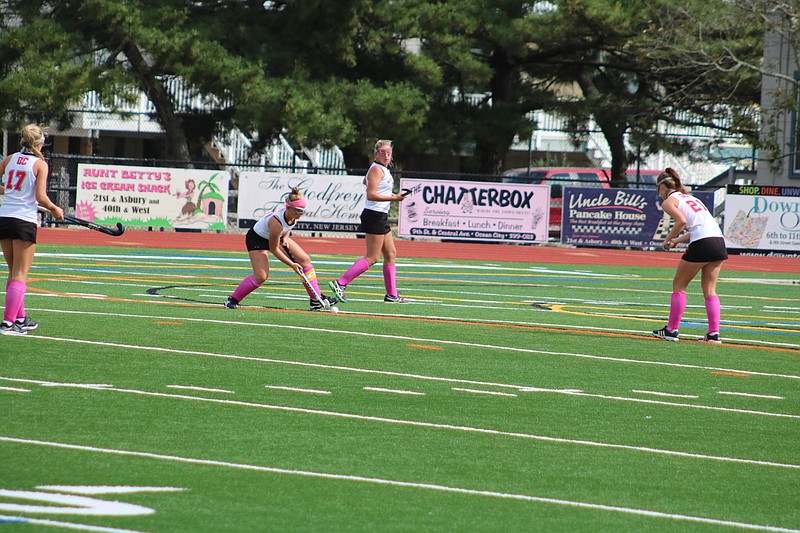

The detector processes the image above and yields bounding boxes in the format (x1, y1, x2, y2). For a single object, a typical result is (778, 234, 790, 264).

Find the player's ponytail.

(20, 124, 46, 160)
(656, 167, 687, 194)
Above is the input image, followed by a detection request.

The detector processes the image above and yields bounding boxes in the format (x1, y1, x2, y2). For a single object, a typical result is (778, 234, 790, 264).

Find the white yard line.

(364, 387, 425, 396)
(265, 385, 331, 395)
(0, 515, 150, 533)
(452, 388, 517, 397)
(632, 390, 700, 399)
(20, 308, 800, 379)
(1, 436, 798, 533)
(0, 386, 30, 393)
(5, 329, 799, 419)
(3, 378, 798, 471)
(166, 385, 234, 394)
(23, 303, 800, 349)
(718, 391, 784, 400)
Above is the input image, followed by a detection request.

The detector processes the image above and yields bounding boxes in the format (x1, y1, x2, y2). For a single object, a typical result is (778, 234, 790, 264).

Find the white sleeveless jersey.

(253, 207, 295, 240)
(669, 192, 723, 242)
(363, 163, 393, 214)
(0, 151, 40, 223)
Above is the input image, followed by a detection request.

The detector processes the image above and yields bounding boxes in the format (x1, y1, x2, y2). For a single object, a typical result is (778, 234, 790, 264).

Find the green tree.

(0, 0, 431, 164)
(404, 0, 765, 180)
(248, 0, 433, 163)
(0, 1, 114, 128)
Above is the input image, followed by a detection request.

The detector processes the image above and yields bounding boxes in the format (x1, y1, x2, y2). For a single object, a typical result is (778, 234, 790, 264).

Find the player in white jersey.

(328, 139, 410, 304)
(0, 124, 64, 335)
(651, 168, 727, 344)
(224, 186, 336, 311)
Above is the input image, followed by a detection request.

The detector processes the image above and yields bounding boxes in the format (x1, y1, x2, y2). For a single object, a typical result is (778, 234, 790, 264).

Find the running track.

(38, 228, 799, 273)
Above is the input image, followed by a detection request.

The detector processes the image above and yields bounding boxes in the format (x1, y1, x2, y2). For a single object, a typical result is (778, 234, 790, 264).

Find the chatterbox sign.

(398, 179, 549, 243)
(76, 164, 229, 230)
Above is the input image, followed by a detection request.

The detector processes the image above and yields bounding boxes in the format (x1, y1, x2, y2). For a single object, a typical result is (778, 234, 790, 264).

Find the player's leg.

(226, 250, 270, 308)
(380, 232, 406, 303)
(283, 238, 329, 308)
(2, 239, 34, 335)
(653, 259, 703, 341)
(2, 239, 13, 319)
(668, 259, 704, 329)
(330, 234, 384, 303)
(699, 260, 724, 343)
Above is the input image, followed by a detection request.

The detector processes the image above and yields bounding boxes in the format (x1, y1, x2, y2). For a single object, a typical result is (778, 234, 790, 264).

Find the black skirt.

(682, 236, 728, 263)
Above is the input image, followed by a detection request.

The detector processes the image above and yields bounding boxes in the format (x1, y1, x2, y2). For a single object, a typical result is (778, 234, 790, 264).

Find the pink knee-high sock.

(4, 280, 26, 324)
(705, 295, 721, 334)
(667, 291, 686, 331)
(302, 265, 321, 299)
(383, 264, 397, 296)
(338, 257, 370, 286)
(231, 275, 262, 303)
(6, 281, 24, 319)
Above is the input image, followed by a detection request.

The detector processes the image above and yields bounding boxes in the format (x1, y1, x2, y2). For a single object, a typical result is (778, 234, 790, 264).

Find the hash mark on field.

(453, 387, 517, 397)
(407, 343, 444, 350)
(632, 390, 699, 399)
(718, 391, 784, 400)
(364, 387, 425, 396)
(518, 387, 583, 394)
(0, 386, 30, 393)
(40, 382, 113, 389)
(265, 385, 331, 395)
(167, 385, 234, 394)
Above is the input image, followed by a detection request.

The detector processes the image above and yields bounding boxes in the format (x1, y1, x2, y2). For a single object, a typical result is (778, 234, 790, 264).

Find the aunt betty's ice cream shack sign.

(76, 164, 230, 230)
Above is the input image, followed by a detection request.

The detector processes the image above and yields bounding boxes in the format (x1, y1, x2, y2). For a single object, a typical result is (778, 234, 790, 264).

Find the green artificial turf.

(1, 243, 798, 532)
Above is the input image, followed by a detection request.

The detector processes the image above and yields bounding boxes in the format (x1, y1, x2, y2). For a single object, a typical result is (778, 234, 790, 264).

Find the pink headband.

(286, 198, 307, 210)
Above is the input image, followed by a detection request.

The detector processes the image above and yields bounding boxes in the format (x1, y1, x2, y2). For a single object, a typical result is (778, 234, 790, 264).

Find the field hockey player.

(224, 187, 337, 311)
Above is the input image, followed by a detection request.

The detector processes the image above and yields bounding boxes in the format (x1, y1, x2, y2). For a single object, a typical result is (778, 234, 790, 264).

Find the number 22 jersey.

(668, 192, 723, 243)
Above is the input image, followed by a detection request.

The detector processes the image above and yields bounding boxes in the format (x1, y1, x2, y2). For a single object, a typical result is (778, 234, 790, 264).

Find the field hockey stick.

(38, 205, 125, 236)
(281, 240, 331, 310)
(298, 269, 331, 309)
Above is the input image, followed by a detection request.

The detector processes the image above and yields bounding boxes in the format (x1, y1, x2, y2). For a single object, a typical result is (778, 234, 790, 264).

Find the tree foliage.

(402, 0, 766, 179)
(0, 0, 782, 175)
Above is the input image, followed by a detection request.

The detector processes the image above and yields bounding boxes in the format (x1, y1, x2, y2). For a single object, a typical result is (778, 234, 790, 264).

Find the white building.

(757, 18, 800, 185)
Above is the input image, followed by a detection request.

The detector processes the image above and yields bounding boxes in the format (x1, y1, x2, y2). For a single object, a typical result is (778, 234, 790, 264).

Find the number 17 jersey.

(0, 151, 40, 223)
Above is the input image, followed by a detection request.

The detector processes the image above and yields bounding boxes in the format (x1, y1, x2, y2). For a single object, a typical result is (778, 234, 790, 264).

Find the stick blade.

(112, 223, 125, 236)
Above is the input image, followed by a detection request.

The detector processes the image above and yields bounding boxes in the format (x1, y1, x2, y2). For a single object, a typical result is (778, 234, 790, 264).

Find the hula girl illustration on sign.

(173, 172, 227, 229)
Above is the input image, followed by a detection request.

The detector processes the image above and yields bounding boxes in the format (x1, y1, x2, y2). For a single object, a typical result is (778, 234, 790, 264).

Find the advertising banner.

(76, 164, 229, 230)
(237, 172, 366, 231)
(724, 184, 800, 256)
(561, 187, 718, 248)
(397, 179, 549, 243)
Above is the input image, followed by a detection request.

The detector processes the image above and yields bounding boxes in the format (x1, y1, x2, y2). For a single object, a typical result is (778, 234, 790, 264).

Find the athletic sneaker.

(384, 294, 408, 303)
(328, 280, 348, 303)
(652, 327, 679, 341)
(224, 296, 239, 309)
(15, 316, 38, 331)
(310, 295, 338, 311)
(1, 321, 28, 336)
(698, 332, 722, 345)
